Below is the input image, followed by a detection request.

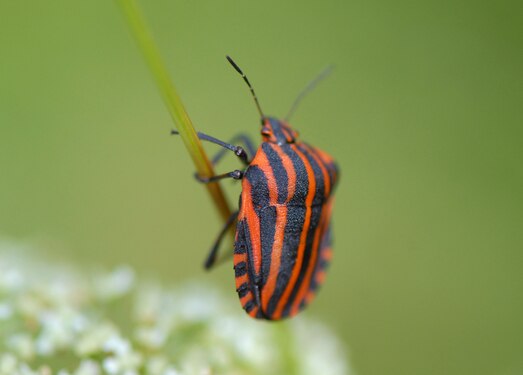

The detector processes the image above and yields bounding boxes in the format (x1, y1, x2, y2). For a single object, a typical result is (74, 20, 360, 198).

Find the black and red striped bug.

(174, 56, 338, 320)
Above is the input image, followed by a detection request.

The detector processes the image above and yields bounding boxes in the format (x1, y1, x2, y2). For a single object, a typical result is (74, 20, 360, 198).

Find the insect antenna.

(226, 55, 265, 120)
(285, 64, 334, 122)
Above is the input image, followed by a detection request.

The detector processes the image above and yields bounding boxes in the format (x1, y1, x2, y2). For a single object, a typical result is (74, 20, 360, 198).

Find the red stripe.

(261, 205, 288, 313)
(253, 148, 278, 205)
(239, 179, 262, 277)
(261, 144, 297, 314)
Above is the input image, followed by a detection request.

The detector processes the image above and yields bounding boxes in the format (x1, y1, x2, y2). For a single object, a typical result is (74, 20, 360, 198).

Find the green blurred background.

(1, 1, 522, 374)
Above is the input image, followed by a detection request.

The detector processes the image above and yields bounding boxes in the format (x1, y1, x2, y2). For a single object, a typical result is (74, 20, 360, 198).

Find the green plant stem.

(115, 0, 232, 223)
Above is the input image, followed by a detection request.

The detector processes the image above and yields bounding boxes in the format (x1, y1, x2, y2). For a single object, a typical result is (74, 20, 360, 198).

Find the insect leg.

(204, 210, 239, 270)
(209, 133, 256, 166)
(194, 169, 244, 183)
(171, 130, 253, 166)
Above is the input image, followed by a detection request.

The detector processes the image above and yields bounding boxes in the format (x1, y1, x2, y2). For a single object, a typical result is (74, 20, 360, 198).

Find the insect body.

(234, 117, 338, 320)
(175, 56, 338, 320)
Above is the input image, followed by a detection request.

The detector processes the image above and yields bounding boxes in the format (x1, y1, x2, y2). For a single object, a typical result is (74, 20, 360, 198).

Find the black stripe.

(320, 223, 333, 252)
(282, 143, 309, 206)
(299, 144, 327, 204)
(269, 117, 287, 144)
(239, 219, 259, 285)
(236, 282, 249, 298)
(234, 243, 246, 255)
(308, 279, 319, 293)
(261, 143, 288, 204)
(235, 219, 259, 303)
(260, 205, 276, 288)
(244, 300, 256, 313)
(234, 196, 246, 255)
(245, 165, 270, 211)
(234, 261, 247, 277)
(317, 230, 332, 271)
(234, 219, 248, 256)
(318, 257, 331, 270)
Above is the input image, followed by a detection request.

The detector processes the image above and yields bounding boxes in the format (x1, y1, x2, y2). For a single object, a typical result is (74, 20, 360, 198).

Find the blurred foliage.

(0, 1, 522, 375)
(0, 241, 348, 375)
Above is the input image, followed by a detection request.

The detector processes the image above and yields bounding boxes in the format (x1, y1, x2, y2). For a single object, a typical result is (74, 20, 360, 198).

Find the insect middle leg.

(172, 130, 254, 183)
(194, 169, 244, 183)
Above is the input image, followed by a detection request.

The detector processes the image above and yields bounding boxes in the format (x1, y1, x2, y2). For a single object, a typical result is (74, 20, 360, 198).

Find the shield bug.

(174, 56, 338, 320)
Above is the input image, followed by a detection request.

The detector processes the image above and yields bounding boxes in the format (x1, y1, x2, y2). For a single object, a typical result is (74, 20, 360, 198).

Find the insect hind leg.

(204, 210, 239, 270)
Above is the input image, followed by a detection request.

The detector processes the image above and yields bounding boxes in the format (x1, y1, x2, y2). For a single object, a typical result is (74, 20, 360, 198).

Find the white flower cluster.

(0, 240, 351, 375)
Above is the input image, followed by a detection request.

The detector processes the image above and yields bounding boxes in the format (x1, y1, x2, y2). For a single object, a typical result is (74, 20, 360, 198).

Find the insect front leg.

(171, 130, 255, 166)
(208, 133, 256, 166)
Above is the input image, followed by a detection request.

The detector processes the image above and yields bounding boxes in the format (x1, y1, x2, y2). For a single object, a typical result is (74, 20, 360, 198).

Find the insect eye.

(261, 127, 272, 136)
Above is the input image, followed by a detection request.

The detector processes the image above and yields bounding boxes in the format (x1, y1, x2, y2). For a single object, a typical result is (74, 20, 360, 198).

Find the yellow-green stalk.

(115, 0, 232, 223)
